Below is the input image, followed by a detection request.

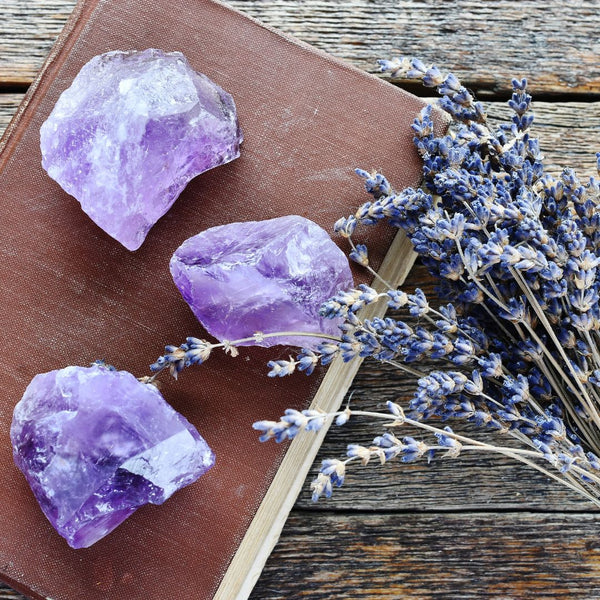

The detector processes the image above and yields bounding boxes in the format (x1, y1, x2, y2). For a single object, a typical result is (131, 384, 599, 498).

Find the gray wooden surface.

(2, 1, 600, 598)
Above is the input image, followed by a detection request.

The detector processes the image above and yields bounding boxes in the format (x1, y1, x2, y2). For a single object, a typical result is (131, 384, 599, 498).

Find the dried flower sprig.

(148, 331, 342, 380)
(253, 400, 600, 504)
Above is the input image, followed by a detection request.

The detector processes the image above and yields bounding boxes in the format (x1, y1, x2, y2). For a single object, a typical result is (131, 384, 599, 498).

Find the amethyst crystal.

(40, 49, 243, 251)
(170, 215, 354, 348)
(10, 364, 215, 549)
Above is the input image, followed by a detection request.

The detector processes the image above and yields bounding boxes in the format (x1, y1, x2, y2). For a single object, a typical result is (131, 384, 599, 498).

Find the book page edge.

(214, 229, 416, 600)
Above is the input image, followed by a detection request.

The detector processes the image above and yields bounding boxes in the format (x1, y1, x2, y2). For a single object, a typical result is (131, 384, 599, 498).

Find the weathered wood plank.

(2, 1, 600, 96)
(251, 512, 600, 599)
(0, 584, 25, 600)
(0, 1, 76, 87)
(0, 95, 23, 133)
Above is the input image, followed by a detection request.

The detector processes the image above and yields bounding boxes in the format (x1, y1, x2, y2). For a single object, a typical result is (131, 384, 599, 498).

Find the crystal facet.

(40, 49, 243, 250)
(11, 364, 215, 549)
(170, 215, 354, 348)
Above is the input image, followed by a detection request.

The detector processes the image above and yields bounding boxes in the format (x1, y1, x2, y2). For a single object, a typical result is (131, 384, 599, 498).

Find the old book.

(0, 1, 441, 598)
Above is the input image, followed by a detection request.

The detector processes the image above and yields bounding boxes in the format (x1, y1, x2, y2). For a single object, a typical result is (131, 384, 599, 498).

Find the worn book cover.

(0, 0, 440, 598)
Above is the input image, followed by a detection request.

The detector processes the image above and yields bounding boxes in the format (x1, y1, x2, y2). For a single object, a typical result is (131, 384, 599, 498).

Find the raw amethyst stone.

(170, 215, 354, 348)
(40, 49, 243, 251)
(10, 364, 215, 549)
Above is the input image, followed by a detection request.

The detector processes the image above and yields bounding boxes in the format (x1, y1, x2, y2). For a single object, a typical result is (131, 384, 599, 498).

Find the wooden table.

(2, 1, 600, 598)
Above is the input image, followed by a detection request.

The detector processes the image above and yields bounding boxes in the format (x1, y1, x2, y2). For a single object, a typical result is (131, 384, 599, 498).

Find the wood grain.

(0, 584, 22, 600)
(0, 95, 22, 133)
(3, 1, 600, 96)
(251, 512, 600, 599)
(0, 514, 598, 600)
(0, 1, 77, 87)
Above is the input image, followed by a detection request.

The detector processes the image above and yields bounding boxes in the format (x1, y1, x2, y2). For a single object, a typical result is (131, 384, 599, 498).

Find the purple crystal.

(170, 215, 354, 348)
(10, 364, 215, 549)
(40, 49, 243, 251)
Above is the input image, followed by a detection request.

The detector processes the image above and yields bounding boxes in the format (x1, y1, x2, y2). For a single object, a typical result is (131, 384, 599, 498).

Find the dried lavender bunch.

(254, 59, 600, 505)
(153, 58, 600, 506)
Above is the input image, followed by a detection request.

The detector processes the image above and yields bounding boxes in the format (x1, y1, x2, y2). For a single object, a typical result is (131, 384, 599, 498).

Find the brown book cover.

(0, 1, 442, 598)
